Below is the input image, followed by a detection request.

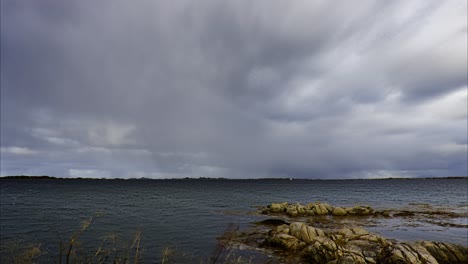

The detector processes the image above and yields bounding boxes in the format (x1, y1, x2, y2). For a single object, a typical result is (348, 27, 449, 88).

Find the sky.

(1, 0, 467, 179)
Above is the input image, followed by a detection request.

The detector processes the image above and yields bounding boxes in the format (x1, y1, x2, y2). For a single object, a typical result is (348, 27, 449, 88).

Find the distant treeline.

(0, 175, 292, 181)
(0, 175, 467, 181)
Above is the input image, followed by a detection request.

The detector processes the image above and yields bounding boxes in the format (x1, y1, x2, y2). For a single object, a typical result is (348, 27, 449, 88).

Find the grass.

(0, 241, 43, 264)
(0, 216, 258, 264)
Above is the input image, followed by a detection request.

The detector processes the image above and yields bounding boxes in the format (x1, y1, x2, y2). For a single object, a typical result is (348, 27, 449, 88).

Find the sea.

(0, 178, 467, 263)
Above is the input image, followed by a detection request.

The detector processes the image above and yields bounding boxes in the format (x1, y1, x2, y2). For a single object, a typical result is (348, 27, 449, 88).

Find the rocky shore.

(230, 202, 468, 264)
(261, 202, 388, 217)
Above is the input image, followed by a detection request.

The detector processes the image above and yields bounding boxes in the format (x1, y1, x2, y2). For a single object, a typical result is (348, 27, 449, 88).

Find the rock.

(337, 227, 368, 240)
(270, 202, 287, 213)
(346, 237, 384, 263)
(330, 234, 346, 246)
(442, 242, 468, 263)
(316, 203, 329, 215)
(383, 245, 406, 263)
(393, 211, 415, 217)
(346, 206, 372, 216)
(332, 207, 347, 216)
(409, 243, 439, 264)
(297, 205, 307, 215)
(266, 233, 304, 251)
(313, 236, 338, 251)
(352, 227, 369, 236)
(289, 222, 325, 242)
(286, 207, 299, 217)
(382, 243, 432, 264)
(396, 244, 420, 263)
(379, 241, 467, 264)
(360, 234, 388, 246)
(339, 253, 367, 264)
(263, 202, 382, 218)
(303, 238, 339, 263)
(270, 203, 281, 213)
(305, 209, 315, 216)
(337, 228, 354, 238)
(254, 201, 468, 264)
(324, 203, 334, 213)
(421, 241, 468, 264)
(308, 202, 329, 215)
(421, 241, 450, 263)
(262, 202, 385, 219)
(347, 239, 375, 249)
(276, 224, 290, 234)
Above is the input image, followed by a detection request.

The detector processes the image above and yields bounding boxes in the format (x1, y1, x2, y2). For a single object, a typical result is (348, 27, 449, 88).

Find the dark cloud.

(1, 0, 467, 178)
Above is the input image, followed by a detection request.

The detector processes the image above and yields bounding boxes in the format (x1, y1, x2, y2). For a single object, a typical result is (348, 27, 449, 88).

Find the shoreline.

(227, 201, 468, 263)
(1, 201, 467, 263)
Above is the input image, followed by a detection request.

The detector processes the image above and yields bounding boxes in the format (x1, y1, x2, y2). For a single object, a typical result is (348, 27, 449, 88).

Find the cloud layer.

(1, 0, 467, 178)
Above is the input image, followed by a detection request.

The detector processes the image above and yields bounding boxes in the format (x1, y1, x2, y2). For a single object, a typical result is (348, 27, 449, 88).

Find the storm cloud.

(1, 0, 467, 178)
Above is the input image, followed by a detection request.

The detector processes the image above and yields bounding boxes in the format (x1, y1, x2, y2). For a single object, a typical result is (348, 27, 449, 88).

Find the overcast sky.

(1, 0, 467, 179)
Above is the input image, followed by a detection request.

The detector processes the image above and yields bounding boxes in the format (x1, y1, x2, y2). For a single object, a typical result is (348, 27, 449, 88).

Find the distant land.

(0, 175, 467, 181)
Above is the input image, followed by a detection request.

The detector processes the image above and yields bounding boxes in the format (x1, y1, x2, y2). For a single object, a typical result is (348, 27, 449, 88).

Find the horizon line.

(1, 175, 467, 181)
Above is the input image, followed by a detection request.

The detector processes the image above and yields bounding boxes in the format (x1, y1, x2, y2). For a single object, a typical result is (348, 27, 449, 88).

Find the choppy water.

(1, 178, 467, 262)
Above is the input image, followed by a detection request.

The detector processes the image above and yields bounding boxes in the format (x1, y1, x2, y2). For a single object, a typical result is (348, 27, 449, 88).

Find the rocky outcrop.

(263, 202, 381, 217)
(261, 202, 465, 223)
(260, 222, 468, 264)
(252, 202, 467, 263)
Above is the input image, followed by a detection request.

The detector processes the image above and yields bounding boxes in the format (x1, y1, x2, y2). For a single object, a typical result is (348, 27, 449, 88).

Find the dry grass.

(1, 218, 261, 264)
(0, 241, 43, 264)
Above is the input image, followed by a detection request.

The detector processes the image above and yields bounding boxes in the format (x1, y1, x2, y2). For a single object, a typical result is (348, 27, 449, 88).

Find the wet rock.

(381, 210, 390, 217)
(393, 211, 415, 217)
(332, 207, 347, 216)
(255, 218, 289, 226)
(346, 206, 373, 216)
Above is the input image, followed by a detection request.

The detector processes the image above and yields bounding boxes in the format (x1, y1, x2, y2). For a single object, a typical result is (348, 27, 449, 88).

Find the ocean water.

(1, 178, 467, 262)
